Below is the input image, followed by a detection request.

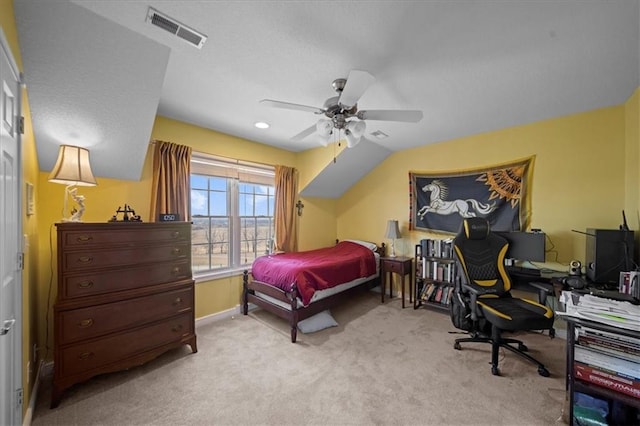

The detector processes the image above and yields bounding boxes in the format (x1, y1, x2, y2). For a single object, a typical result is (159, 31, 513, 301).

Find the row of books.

(419, 238, 454, 259)
(573, 324, 640, 400)
(419, 282, 453, 305)
(420, 259, 455, 282)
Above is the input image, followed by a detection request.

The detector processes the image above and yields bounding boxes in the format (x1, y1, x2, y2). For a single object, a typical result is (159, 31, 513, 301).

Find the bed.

(242, 240, 385, 342)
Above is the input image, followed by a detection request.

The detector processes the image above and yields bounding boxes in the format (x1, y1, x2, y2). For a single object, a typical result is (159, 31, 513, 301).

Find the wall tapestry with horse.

(409, 156, 535, 234)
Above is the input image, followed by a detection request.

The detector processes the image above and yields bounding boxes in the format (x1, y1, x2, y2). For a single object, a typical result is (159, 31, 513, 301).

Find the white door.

(0, 28, 23, 426)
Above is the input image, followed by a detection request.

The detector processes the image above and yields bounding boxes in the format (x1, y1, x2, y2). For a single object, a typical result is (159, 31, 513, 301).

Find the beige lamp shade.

(385, 219, 401, 239)
(48, 145, 97, 186)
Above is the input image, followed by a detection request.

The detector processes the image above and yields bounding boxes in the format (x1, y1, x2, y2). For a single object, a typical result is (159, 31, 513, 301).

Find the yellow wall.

(295, 143, 348, 250)
(338, 105, 628, 267)
(624, 88, 640, 255)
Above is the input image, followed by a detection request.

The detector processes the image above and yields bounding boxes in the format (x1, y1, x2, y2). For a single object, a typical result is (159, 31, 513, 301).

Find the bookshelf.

(566, 317, 640, 425)
(414, 239, 456, 311)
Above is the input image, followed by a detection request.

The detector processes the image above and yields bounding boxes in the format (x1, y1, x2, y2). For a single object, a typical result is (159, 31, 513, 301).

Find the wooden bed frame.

(242, 242, 386, 342)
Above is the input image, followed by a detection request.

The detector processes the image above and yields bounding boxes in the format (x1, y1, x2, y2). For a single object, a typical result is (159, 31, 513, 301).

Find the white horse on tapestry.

(417, 180, 497, 219)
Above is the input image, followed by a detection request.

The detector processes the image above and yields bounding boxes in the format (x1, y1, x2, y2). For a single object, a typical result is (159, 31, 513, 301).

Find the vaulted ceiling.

(14, 1, 640, 193)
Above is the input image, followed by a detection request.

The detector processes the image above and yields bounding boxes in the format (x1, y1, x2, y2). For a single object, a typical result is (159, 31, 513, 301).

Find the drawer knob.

(172, 267, 181, 275)
(76, 235, 93, 243)
(78, 318, 94, 328)
(78, 256, 93, 263)
(78, 352, 94, 360)
(173, 297, 183, 306)
(172, 231, 181, 239)
(77, 280, 94, 289)
(171, 324, 183, 333)
(172, 248, 181, 255)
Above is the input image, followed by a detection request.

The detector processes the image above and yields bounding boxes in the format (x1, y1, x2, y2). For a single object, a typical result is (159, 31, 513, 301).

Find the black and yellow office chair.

(451, 217, 555, 376)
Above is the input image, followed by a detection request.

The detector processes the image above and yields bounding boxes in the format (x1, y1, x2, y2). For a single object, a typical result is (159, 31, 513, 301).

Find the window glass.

(190, 158, 274, 276)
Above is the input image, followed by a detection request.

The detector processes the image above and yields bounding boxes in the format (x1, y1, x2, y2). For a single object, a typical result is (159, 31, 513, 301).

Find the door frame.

(0, 25, 24, 425)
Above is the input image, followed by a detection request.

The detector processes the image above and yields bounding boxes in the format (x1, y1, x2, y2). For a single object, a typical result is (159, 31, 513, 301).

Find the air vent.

(371, 130, 389, 139)
(146, 7, 207, 49)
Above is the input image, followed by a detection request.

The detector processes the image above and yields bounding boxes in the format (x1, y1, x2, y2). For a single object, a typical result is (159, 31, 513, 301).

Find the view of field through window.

(191, 174, 274, 273)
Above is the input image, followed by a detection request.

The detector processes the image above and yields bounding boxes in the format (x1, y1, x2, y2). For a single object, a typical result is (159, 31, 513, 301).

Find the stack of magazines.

(558, 291, 640, 332)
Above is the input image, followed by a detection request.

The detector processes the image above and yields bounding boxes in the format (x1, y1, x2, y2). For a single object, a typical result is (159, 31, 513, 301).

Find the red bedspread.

(250, 241, 377, 306)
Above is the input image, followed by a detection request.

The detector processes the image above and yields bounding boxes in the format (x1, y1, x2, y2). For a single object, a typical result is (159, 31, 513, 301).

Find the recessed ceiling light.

(254, 122, 270, 129)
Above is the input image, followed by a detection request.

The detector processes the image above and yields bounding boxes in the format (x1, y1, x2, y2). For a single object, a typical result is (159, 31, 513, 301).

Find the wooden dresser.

(51, 222, 197, 408)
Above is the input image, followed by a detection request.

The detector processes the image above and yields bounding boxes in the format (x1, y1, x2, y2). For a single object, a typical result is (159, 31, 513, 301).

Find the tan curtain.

(149, 140, 192, 222)
(274, 165, 298, 252)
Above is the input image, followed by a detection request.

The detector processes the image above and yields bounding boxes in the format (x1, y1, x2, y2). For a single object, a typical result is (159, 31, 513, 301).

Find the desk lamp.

(48, 145, 97, 222)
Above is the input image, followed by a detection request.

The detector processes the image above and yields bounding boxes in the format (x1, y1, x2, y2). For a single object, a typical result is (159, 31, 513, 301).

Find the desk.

(380, 256, 413, 308)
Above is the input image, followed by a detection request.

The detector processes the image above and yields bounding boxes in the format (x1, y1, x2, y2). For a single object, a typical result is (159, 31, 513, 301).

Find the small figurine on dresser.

(109, 204, 142, 222)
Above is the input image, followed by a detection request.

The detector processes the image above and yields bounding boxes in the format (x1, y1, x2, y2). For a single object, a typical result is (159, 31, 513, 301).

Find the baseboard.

(195, 305, 243, 328)
(22, 360, 52, 426)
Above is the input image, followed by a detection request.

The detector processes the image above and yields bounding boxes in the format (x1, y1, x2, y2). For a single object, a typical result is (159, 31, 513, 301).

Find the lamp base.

(61, 186, 86, 222)
(389, 241, 397, 257)
(61, 216, 83, 223)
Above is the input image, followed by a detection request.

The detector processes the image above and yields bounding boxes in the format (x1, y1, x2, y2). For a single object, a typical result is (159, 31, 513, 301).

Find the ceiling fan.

(259, 70, 423, 148)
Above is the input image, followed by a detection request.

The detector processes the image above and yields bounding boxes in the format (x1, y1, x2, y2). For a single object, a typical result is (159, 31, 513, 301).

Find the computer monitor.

(495, 231, 546, 262)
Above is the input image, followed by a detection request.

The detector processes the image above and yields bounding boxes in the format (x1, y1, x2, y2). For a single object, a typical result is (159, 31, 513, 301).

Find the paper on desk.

(558, 291, 640, 331)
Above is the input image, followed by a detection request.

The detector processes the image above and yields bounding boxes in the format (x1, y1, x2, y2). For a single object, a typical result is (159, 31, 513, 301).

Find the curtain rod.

(150, 140, 279, 171)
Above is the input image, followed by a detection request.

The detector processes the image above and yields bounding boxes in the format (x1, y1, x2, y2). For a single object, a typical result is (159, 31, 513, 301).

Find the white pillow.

(343, 239, 378, 251)
(297, 310, 338, 334)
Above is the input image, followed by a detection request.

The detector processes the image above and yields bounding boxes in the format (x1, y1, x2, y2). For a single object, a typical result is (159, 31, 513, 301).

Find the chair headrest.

(462, 217, 490, 240)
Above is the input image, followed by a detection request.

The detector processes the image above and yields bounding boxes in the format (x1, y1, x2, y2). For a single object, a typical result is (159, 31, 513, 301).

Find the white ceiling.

(14, 0, 640, 182)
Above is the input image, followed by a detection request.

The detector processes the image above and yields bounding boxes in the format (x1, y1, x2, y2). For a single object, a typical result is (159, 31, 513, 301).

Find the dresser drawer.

(59, 312, 193, 377)
(61, 243, 190, 272)
(59, 260, 191, 300)
(58, 287, 193, 344)
(59, 224, 190, 248)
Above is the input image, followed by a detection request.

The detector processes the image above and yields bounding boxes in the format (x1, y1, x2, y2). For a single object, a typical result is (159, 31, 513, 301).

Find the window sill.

(193, 267, 249, 284)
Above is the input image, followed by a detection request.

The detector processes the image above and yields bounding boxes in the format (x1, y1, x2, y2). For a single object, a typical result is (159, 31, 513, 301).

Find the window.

(190, 153, 275, 277)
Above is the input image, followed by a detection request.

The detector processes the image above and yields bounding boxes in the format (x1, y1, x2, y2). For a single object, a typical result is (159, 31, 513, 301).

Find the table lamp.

(48, 144, 97, 222)
(385, 219, 401, 257)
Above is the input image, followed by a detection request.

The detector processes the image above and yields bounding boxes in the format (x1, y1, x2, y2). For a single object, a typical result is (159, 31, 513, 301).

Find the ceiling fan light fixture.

(254, 121, 270, 129)
(345, 120, 366, 148)
(316, 119, 333, 146)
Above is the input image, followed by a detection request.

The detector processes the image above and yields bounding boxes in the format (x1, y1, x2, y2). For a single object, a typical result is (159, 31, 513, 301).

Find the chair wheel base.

(519, 343, 528, 352)
(538, 366, 550, 377)
(454, 342, 461, 350)
(491, 365, 500, 376)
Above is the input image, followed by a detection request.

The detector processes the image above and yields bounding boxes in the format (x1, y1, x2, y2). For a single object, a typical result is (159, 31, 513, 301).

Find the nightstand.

(380, 256, 413, 308)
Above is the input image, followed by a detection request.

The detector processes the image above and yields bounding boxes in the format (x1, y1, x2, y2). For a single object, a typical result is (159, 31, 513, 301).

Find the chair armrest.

(529, 281, 554, 305)
(461, 283, 481, 320)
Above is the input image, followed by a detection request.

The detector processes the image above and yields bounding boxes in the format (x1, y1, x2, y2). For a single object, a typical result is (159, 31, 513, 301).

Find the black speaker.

(585, 228, 635, 285)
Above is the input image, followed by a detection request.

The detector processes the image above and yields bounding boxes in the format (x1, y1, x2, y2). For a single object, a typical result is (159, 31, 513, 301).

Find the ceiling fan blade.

(259, 99, 324, 114)
(357, 109, 424, 123)
(338, 70, 375, 109)
(291, 124, 318, 141)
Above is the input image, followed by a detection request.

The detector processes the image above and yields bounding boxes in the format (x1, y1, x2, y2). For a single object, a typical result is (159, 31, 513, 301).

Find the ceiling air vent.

(146, 7, 207, 49)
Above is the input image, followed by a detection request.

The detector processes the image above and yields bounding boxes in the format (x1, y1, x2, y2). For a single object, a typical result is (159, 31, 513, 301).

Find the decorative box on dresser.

(51, 222, 197, 408)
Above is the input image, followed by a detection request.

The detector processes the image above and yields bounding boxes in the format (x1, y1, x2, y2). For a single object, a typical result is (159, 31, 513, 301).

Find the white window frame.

(190, 152, 275, 282)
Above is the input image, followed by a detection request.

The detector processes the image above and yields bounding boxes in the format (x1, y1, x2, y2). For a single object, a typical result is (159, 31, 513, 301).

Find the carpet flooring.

(32, 290, 568, 425)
